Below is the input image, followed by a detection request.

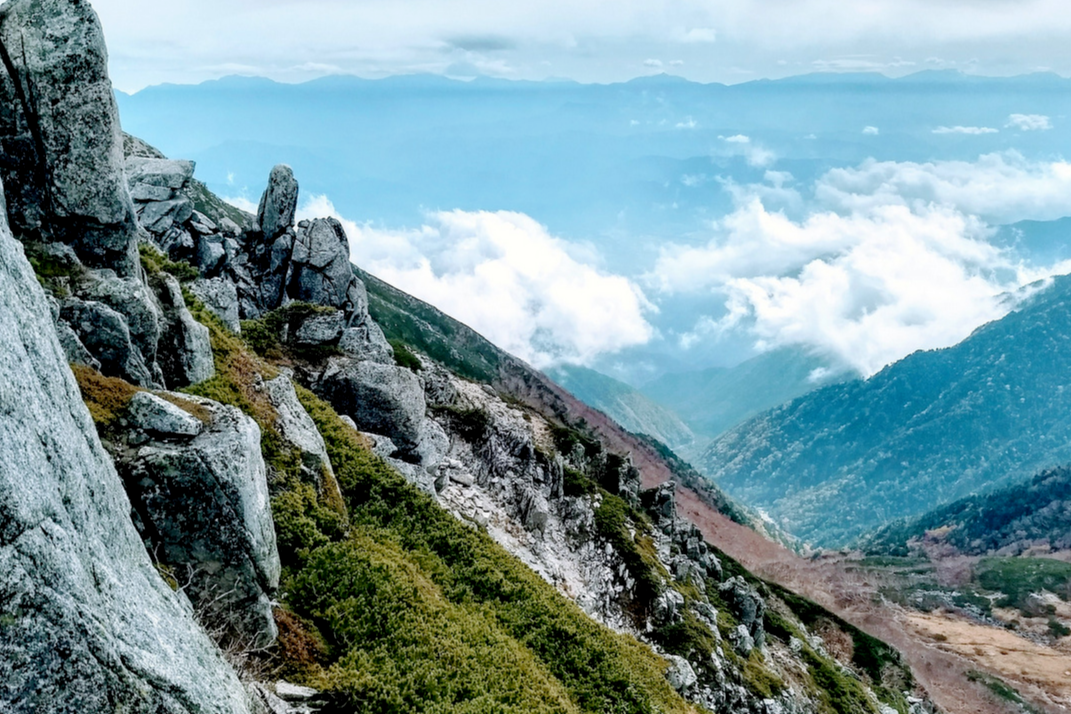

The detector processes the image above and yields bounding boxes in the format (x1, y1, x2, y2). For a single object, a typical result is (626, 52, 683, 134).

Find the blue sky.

(96, 0, 1071, 91)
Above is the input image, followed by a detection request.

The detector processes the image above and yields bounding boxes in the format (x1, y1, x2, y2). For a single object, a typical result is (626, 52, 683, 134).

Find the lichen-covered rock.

(126, 391, 202, 438)
(288, 218, 360, 312)
(0, 179, 252, 713)
(256, 165, 298, 243)
(0, 0, 140, 276)
(338, 319, 393, 364)
(317, 358, 427, 457)
(719, 576, 766, 648)
(119, 396, 280, 647)
(78, 273, 162, 372)
(264, 374, 341, 503)
(292, 309, 344, 346)
(60, 297, 156, 387)
(189, 276, 241, 333)
(154, 273, 213, 388)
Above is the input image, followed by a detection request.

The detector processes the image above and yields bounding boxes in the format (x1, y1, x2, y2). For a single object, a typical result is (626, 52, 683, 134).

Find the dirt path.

(669, 484, 1065, 714)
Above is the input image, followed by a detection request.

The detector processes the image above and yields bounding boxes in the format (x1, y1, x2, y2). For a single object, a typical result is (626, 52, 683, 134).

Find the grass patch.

(138, 243, 199, 283)
(801, 647, 878, 714)
(389, 339, 422, 371)
(975, 557, 1071, 610)
(70, 364, 140, 428)
(966, 671, 1044, 714)
(593, 493, 666, 608)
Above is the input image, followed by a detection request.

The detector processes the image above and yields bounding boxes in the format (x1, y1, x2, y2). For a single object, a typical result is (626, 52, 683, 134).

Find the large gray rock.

(338, 319, 394, 364)
(0, 0, 140, 276)
(317, 359, 427, 457)
(292, 309, 344, 346)
(287, 218, 359, 311)
(256, 165, 298, 243)
(126, 391, 202, 438)
(718, 576, 766, 649)
(125, 157, 195, 191)
(59, 297, 155, 387)
(79, 273, 162, 371)
(189, 276, 241, 333)
(0, 180, 252, 713)
(120, 397, 280, 648)
(154, 274, 214, 388)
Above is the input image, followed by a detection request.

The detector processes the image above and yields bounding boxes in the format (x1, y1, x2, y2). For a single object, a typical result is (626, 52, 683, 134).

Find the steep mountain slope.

(698, 276, 1071, 546)
(862, 466, 1071, 556)
(545, 364, 696, 449)
(641, 348, 845, 441)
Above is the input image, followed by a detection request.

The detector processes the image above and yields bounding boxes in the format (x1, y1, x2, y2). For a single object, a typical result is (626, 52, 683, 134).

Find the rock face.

(60, 297, 156, 387)
(318, 359, 428, 458)
(0, 0, 140, 276)
(119, 393, 281, 647)
(265, 374, 342, 503)
(0, 182, 252, 713)
(154, 273, 214, 387)
(288, 218, 362, 313)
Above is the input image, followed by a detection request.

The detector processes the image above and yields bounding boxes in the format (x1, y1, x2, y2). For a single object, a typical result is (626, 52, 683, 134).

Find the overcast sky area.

(95, 0, 1071, 92)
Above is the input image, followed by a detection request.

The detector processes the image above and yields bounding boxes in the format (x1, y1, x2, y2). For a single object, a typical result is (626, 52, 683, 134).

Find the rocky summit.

(0, 2, 936, 714)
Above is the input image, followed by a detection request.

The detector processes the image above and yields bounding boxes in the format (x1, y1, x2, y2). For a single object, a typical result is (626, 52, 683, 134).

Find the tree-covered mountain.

(862, 466, 1071, 556)
(697, 275, 1071, 546)
(545, 365, 695, 449)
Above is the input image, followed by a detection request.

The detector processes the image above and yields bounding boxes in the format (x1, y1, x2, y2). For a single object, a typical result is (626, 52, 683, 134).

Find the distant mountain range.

(697, 274, 1071, 547)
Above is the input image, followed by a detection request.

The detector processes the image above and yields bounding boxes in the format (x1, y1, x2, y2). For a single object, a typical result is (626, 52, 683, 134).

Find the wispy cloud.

(932, 125, 999, 135)
(1006, 113, 1052, 131)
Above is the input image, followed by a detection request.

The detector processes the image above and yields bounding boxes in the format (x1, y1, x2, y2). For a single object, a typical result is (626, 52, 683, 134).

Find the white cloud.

(676, 116, 698, 129)
(862, 126, 880, 135)
(295, 197, 655, 368)
(815, 152, 1071, 224)
(721, 134, 751, 144)
(643, 58, 663, 68)
(1007, 113, 1053, 131)
(719, 134, 776, 167)
(651, 154, 1071, 377)
(932, 125, 999, 135)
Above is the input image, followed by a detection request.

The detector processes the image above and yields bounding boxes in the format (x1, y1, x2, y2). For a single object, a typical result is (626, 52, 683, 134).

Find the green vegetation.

(801, 647, 878, 714)
(138, 243, 199, 282)
(863, 466, 1071, 557)
(241, 302, 342, 363)
(966, 671, 1044, 714)
(26, 242, 86, 296)
(431, 405, 492, 444)
(359, 267, 502, 383)
(292, 387, 694, 713)
(975, 557, 1071, 611)
(593, 493, 665, 606)
(389, 339, 422, 371)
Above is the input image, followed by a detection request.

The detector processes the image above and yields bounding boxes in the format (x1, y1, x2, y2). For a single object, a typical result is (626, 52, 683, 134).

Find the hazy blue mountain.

(545, 365, 695, 449)
(640, 348, 848, 440)
(697, 274, 1071, 547)
(861, 466, 1071, 556)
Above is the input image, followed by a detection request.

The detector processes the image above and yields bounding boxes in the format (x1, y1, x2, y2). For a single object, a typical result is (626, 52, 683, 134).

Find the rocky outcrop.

(118, 392, 281, 648)
(0, 180, 252, 713)
(0, 0, 140, 276)
(243, 165, 299, 313)
(154, 273, 214, 387)
(189, 276, 241, 333)
(288, 218, 363, 313)
(60, 297, 157, 387)
(317, 358, 428, 458)
(265, 374, 341, 503)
